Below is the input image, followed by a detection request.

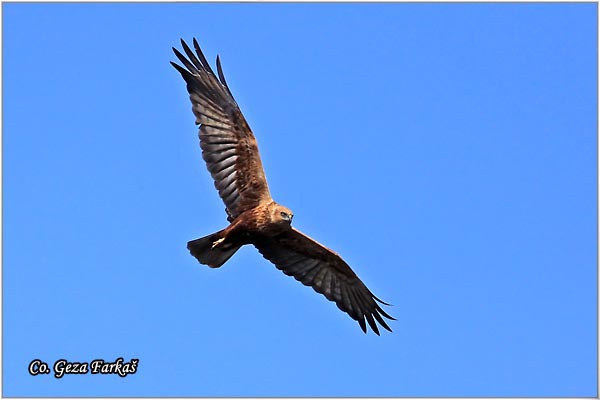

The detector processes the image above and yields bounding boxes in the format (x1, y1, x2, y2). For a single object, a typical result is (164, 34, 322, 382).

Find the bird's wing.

(253, 227, 395, 335)
(171, 38, 272, 221)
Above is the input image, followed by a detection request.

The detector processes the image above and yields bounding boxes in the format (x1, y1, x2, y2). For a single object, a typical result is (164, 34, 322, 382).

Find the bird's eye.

(280, 211, 288, 218)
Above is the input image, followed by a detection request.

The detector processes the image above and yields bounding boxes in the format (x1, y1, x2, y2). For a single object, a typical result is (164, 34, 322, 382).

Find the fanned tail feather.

(187, 231, 240, 268)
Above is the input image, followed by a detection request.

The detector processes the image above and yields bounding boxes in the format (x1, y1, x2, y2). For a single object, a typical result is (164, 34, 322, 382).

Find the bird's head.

(273, 204, 294, 226)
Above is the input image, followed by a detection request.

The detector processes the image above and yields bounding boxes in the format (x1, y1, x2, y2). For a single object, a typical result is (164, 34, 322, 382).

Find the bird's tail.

(187, 230, 241, 268)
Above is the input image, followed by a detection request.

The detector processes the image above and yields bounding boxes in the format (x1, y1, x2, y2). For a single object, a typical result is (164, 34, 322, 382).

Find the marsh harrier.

(171, 39, 394, 334)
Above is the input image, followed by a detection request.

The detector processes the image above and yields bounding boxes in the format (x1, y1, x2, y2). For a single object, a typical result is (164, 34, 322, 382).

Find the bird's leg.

(212, 237, 225, 249)
(211, 217, 247, 249)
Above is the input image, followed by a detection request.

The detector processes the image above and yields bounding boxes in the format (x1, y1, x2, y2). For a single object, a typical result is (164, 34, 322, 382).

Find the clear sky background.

(2, 2, 597, 397)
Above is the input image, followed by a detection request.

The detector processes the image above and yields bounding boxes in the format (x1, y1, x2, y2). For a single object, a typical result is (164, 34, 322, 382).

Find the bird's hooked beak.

(283, 212, 293, 223)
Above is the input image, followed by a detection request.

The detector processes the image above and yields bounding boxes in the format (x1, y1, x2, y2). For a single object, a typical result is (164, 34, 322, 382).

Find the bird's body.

(188, 200, 293, 268)
(172, 38, 395, 334)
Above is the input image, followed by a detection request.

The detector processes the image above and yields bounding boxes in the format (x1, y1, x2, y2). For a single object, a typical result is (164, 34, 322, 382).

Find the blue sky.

(2, 2, 597, 397)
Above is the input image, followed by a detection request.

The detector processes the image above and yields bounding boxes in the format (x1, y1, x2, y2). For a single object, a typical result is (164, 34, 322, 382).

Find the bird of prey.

(171, 38, 394, 335)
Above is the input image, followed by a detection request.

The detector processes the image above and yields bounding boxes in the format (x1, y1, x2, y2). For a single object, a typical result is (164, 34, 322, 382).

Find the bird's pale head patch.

(272, 204, 294, 225)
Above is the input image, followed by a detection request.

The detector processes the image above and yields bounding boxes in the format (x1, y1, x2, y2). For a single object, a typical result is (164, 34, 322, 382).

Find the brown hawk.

(171, 39, 395, 334)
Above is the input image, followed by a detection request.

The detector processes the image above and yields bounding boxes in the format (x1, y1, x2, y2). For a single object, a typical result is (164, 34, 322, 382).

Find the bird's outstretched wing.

(253, 228, 395, 335)
(171, 38, 272, 221)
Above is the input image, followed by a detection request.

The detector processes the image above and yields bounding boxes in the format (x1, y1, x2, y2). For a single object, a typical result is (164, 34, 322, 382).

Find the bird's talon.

(212, 238, 225, 249)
